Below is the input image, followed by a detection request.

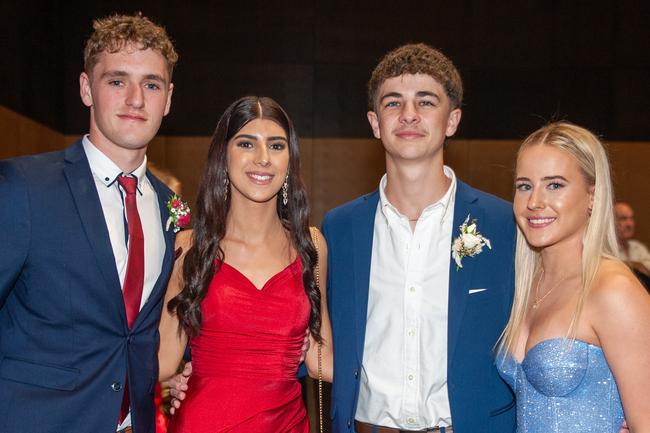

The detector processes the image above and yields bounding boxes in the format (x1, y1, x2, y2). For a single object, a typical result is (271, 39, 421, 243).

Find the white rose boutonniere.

(451, 214, 491, 270)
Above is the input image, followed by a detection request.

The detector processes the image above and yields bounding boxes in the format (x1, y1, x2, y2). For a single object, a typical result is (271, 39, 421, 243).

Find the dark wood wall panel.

(2, 104, 649, 245)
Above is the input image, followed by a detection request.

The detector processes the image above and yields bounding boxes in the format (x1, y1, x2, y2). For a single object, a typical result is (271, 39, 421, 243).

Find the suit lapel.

(63, 141, 126, 326)
(351, 191, 379, 363)
(133, 172, 175, 328)
(447, 181, 483, 363)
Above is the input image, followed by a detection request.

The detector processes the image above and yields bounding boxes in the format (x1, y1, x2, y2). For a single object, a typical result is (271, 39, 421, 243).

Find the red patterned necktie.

(117, 175, 145, 425)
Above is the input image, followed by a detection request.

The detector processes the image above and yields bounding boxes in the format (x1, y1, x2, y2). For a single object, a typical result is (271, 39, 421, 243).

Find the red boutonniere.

(166, 194, 191, 233)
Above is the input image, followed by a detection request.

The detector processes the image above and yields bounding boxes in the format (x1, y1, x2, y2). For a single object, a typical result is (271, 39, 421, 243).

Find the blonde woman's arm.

(591, 261, 650, 433)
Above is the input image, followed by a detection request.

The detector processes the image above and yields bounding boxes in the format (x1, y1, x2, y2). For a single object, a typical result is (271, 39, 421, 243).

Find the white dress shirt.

(621, 239, 650, 272)
(355, 166, 456, 430)
(82, 136, 165, 430)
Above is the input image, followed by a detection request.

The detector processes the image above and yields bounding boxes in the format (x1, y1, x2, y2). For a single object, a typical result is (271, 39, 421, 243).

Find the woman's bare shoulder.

(589, 258, 649, 313)
(309, 226, 328, 254)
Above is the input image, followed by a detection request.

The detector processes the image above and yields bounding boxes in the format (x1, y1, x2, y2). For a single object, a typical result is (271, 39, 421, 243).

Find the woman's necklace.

(532, 269, 569, 309)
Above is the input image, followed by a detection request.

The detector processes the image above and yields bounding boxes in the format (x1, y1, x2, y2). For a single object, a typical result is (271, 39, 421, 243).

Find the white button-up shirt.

(621, 239, 650, 271)
(83, 137, 165, 430)
(355, 166, 456, 429)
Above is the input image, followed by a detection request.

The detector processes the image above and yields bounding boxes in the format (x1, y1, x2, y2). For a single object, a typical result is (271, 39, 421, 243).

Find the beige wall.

(0, 106, 66, 159)
(3, 105, 649, 245)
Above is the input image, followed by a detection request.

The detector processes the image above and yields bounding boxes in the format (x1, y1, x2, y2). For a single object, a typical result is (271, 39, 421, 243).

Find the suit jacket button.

(111, 381, 123, 391)
(347, 419, 351, 428)
(354, 369, 358, 379)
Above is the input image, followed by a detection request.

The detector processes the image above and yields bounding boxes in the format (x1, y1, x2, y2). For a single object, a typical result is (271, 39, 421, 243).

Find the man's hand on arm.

(167, 361, 192, 415)
(299, 328, 310, 363)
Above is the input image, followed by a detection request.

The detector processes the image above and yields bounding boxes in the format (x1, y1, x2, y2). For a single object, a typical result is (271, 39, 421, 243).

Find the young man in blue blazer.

(0, 14, 178, 433)
(322, 43, 517, 433)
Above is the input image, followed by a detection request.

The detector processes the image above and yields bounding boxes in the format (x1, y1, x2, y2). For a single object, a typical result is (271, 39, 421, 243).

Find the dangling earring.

(224, 176, 230, 198)
(282, 175, 289, 206)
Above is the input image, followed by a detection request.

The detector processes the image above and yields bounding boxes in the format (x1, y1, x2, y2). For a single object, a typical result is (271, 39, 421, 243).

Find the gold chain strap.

(310, 227, 324, 433)
(317, 335, 323, 433)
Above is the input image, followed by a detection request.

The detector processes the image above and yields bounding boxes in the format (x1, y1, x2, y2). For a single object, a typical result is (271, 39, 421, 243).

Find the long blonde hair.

(498, 122, 619, 356)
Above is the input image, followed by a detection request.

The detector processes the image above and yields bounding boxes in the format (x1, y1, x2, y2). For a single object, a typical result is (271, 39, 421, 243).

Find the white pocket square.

(468, 288, 487, 294)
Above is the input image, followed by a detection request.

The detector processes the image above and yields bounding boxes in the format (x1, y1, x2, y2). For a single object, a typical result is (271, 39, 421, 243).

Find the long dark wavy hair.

(168, 96, 321, 342)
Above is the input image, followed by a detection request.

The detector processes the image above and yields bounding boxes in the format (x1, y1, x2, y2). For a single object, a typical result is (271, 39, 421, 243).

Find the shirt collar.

(379, 165, 457, 223)
(82, 135, 149, 193)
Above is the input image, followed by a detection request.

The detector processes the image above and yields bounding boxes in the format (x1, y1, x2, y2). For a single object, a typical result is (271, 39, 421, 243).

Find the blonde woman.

(498, 122, 650, 433)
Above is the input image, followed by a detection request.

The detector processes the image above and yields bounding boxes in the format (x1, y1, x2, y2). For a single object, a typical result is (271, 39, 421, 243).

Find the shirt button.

(407, 417, 416, 424)
(407, 329, 415, 337)
(409, 286, 416, 293)
(408, 374, 414, 380)
(111, 381, 123, 392)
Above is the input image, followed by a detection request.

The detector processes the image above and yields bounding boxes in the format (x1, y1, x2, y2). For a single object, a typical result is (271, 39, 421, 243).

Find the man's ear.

(79, 72, 93, 107)
(164, 82, 174, 116)
(445, 108, 462, 137)
(367, 110, 381, 139)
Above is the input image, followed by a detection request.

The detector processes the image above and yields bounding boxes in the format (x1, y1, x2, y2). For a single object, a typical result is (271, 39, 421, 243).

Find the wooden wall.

(0, 106, 66, 159)
(3, 105, 649, 245)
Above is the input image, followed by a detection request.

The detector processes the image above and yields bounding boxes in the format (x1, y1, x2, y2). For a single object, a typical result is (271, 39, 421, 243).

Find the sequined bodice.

(498, 339, 624, 433)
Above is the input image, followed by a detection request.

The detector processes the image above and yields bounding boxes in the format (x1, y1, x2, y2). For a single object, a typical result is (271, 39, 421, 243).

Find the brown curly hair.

(83, 13, 178, 77)
(367, 43, 463, 111)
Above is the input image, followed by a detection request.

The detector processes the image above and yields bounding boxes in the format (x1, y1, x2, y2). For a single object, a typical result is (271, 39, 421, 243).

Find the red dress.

(167, 258, 310, 433)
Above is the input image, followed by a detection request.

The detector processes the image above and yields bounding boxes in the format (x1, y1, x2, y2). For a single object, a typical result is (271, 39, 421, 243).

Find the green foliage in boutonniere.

(451, 214, 491, 270)
(166, 194, 191, 233)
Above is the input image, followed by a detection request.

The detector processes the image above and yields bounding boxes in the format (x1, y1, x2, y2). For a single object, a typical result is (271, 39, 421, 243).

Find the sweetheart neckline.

(218, 256, 300, 291)
(507, 337, 603, 365)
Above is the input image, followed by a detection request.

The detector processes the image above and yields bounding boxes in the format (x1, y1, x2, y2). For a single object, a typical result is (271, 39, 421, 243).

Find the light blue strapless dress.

(497, 338, 624, 433)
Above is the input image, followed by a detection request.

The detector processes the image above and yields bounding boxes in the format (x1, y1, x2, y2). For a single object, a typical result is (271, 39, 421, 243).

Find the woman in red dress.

(158, 96, 333, 433)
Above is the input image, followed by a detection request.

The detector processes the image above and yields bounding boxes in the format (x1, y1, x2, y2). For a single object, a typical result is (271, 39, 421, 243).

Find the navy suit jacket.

(322, 180, 517, 433)
(0, 141, 175, 433)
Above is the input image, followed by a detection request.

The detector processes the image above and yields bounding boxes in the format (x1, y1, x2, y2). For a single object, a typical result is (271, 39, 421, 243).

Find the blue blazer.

(322, 180, 517, 433)
(0, 141, 175, 433)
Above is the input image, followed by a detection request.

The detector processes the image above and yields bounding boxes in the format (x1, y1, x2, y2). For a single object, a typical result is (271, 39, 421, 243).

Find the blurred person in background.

(615, 202, 650, 288)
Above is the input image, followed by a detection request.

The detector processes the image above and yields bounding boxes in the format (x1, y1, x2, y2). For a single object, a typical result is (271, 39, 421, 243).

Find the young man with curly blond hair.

(322, 43, 517, 433)
(0, 13, 177, 433)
